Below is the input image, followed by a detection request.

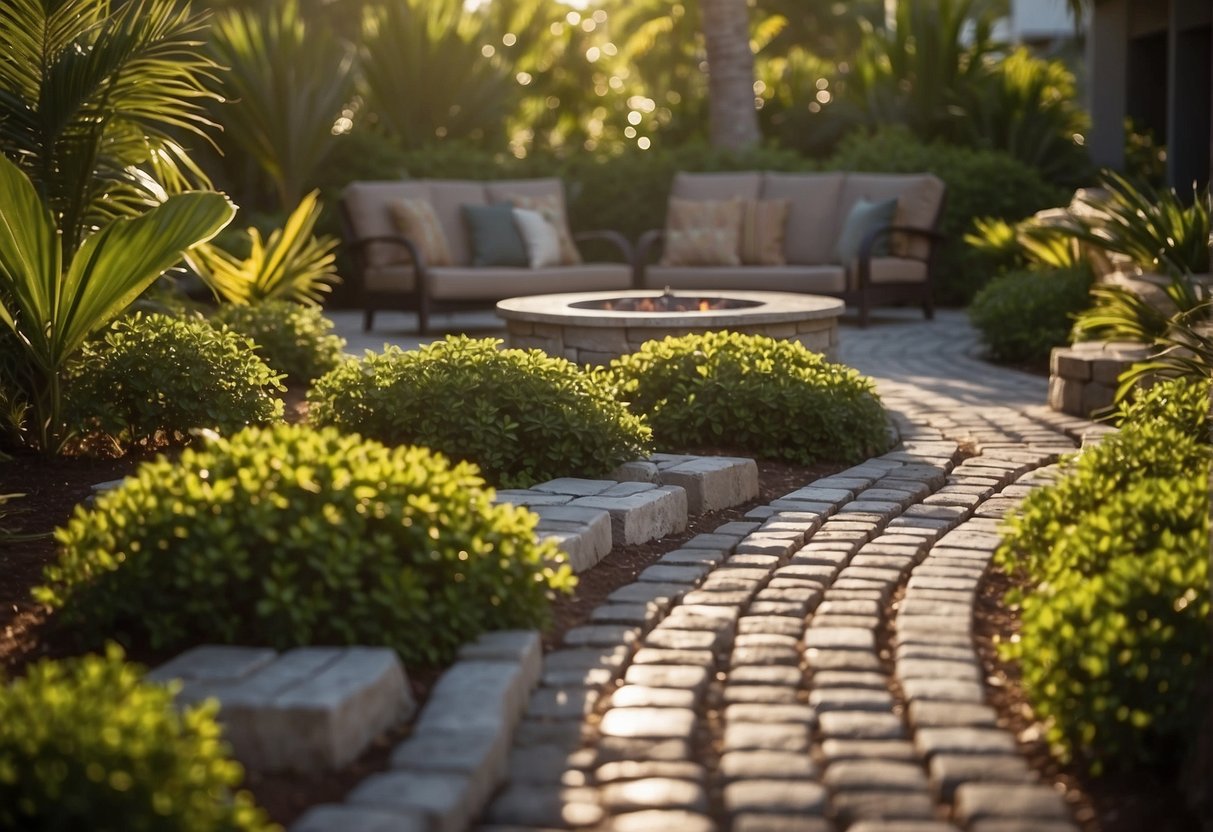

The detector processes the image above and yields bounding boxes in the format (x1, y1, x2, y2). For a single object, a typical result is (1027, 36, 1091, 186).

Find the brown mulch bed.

(0, 445, 1199, 829)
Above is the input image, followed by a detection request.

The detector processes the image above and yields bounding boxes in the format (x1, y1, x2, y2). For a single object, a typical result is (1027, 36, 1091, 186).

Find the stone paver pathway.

(469, 311, 1102, 832)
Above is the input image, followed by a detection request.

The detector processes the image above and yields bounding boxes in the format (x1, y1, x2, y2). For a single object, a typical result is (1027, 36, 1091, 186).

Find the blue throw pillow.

(834, 197, 898, 265)
(462, 203, 529, 267)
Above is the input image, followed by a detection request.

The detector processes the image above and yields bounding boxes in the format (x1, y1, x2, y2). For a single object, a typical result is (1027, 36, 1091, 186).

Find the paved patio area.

(314, 306, 1097, 832)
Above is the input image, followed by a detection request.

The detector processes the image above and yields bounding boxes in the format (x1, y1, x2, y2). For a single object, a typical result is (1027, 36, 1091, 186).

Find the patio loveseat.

(340, 177, 632, 333)
(635, 171, 947, 326)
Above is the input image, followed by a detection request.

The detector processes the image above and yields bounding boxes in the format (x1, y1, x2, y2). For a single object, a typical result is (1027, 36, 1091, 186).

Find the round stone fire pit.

(496, 289, 844, 365)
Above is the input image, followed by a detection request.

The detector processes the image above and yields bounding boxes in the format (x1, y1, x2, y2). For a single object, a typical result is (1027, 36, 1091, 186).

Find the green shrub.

(67, 313, 284, 449)
(604, 331, 889, 465)
(824, 127, 1070, 304)
(308, 337, 651, 488)
(0, 645, 273, 832)
(39, 425, 574, 665)
(968, 266, 1092, 364)
(997, 376, 1211, 772)
(213, 301, 347, 383)
(1003, 478, 1209, 772)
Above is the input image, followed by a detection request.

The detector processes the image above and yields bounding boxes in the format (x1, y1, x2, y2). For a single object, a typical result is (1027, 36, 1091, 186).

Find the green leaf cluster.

(66, 313, 285, 451)
(39, 425, 574, 665)
(996, 377, 1211, 772)
(968, 265, 1092, 365)
(604, 331, 889, 466)
(213, 301, 347, 385)
(0, 645, 274, 832)
(309, 336, 651, 488)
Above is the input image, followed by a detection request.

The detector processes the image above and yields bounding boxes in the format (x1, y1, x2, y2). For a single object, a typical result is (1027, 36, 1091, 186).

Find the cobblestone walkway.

(476, 311, 1106, 832)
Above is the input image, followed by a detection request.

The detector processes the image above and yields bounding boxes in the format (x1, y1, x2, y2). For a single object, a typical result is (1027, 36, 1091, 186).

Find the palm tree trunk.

(700, 0, 761, 150)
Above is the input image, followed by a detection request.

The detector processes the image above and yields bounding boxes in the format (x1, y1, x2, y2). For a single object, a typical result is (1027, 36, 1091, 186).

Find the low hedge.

(968, 266, 1092, 365)
(213, 300, 347, 384)
(67, 313, 284, 449)
(308, 336, 651, 487)
(997, 377, 1211, 773)
(38, 424, 575, 665)
(604, 331, 889, 465)
(0, 645, 273, 832)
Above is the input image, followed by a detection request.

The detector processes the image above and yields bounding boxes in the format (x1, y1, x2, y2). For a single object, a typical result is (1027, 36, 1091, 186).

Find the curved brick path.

(305, 309, 1111, 832)
(473, 311, 1106, 832)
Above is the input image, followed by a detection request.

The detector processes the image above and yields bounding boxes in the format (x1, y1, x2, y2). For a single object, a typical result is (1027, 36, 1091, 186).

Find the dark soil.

(0, 445, 1198, 830)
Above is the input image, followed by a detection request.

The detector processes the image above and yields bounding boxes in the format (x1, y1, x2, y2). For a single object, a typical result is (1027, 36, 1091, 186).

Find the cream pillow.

(512, 208, 563, 268)
(389, 198, 453, 266)
(504, 193, 582, 265)
(660, 198, 743, 267)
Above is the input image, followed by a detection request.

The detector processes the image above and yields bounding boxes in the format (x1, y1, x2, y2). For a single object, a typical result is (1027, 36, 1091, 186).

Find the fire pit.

(496, 289, 844, 366)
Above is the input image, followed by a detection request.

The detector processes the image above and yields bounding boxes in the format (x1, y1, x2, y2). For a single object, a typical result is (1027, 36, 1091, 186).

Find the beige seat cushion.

(671, 171, 763, 201)
(427, 264, 632, 301)
(861, 257, 928, 288)
(343, 180, 431, 267)
(389, 198, 453, 266)
(361, 264, 417, 293)
(661, 198, 743, 266)
(739, 199, 790, 266)
(759, 173, 846, 265)
(839, 173, 945, 259)
(643, 264, 847, 294)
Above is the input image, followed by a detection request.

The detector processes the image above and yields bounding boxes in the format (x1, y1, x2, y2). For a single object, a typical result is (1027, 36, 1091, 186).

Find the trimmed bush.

(308, 336, 651, 488)
(213, 300, 347, 383)
(997, 377, 1211, 772)
(968, 266, 1092, 365)
(0, 645, 273, 832)
(605, 331, 889, 465)
(67, 313, 284, 449)
(824, 127, 1070, 304)
(38, 425, 575, 665)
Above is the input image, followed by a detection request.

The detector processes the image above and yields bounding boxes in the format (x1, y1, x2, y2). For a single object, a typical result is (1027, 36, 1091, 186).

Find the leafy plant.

(187, 191, 340, 306)
(0, 644, 274, 832)
(205, 0, 355, 213)
(0, 156, 235, 452)
(964, 215, 1082, 273)
(997, 376, 1211, 772)
(360, 0, 516, 150)
(66, 313, 284, 451)
(968, 266, 1092, 364)
(1065, 172, 1211, 276)
(40, 425, 575, 665)
(309, 337, 651, 488)
(605, 331, 889, 465)
(213, 300, 347, 384)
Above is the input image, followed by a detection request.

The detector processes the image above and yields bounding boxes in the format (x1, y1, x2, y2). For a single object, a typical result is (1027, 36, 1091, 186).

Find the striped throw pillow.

(739, 198, 790, 266)
(389, 198, 453, 267)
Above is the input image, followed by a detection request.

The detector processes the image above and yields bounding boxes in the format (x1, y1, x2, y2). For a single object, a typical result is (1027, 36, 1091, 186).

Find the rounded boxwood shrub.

(38, 424, 575, 665)
(67, 312, 284, 449)
(968, 266, 1092, 365)
(213, 300, 347, 383)
(308, 336, 651, 488)
(605, 331, 889, 465)
(0, 645, 273, 832)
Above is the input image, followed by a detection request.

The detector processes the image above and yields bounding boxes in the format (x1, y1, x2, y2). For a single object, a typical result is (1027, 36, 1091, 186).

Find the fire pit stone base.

(497, 290, 843, 366)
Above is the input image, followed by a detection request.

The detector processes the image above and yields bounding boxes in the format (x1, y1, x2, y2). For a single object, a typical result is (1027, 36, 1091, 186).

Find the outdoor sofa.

(340, 177, 632, 333)
(635, 171, 947, 326)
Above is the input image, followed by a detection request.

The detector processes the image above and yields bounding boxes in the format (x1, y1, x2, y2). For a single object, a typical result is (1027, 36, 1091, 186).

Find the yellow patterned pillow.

(739, 198, 790, 266)
(661, 198, 743, 266)
(389, 198, 453, 267)
(503, 193, 582, 265)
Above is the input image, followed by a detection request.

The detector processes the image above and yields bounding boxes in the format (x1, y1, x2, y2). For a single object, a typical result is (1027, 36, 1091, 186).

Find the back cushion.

(427, 180, 491, 266)
(343, 180, 431, 267)
(671, 171, 762, 202)
(838, 174, 946, 259)
(760, 172, 845, 265)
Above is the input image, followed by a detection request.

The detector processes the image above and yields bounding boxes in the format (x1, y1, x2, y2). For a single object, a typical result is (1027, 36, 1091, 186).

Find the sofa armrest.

(345, 234, 429, 273)
(574, 229, 634, 263)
